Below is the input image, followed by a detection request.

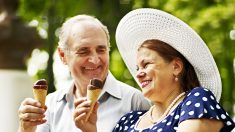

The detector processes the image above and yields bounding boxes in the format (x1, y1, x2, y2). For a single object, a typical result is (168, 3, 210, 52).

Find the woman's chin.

(142, 89, 152, 99)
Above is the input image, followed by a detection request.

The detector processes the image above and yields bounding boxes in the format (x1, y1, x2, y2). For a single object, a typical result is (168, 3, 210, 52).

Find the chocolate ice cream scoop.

(33, 79, 48, 90)
(87, 78, 103, 90)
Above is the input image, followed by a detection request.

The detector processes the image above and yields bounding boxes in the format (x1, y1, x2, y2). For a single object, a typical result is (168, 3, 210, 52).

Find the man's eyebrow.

(75, 46, 89, 50)
(97, 45, 108, 48)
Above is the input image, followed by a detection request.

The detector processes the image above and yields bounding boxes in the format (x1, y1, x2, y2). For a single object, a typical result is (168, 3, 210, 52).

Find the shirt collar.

(57, 81, 74, 102)
(99, 71, 122, 100)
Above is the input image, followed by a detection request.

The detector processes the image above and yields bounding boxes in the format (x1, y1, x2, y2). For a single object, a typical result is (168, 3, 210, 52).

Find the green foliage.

(18, 0, 47, 21)
(18, 0, 235, 116)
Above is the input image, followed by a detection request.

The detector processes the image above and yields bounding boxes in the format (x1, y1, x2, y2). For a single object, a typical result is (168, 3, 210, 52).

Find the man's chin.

(85, 74, 104, 80)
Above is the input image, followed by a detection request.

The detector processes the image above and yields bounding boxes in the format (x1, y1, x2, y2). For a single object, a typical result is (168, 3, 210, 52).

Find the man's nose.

(88, 53, 100, 64)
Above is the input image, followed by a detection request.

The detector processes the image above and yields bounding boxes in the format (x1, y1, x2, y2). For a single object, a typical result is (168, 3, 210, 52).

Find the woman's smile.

(141, 80, 152, 88)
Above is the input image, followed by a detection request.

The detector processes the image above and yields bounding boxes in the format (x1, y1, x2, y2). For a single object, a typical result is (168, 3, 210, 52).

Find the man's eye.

(97, 48, 107, 53)
(76, 50, 89, 56)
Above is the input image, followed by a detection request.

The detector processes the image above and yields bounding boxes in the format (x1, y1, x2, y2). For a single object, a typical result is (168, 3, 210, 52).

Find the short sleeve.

(179, 87, 235, 131)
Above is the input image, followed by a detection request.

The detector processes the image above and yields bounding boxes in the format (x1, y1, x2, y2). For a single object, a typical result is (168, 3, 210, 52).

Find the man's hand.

(18, 98, 47, 132)
(73, 97, 98, 132)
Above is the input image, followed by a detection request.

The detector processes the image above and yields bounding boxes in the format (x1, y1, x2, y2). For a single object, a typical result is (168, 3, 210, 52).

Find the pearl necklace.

(149, 92, 186, 124)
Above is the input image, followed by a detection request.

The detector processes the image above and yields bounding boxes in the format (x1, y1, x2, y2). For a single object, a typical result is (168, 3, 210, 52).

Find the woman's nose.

(136, 71, 146, 78)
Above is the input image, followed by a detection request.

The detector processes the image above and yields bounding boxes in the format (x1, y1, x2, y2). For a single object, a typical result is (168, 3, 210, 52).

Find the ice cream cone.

(33, 79, 48, 108)
(85, 78, 103, 122)
(87, 89, 102, 102)
(33, 89, 47, 107)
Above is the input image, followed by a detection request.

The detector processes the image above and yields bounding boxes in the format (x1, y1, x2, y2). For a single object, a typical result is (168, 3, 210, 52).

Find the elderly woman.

(114, 8, 235, 131)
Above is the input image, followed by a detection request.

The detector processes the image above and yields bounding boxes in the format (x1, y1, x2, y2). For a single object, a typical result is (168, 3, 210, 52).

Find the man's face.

(62, 21, 109, 88)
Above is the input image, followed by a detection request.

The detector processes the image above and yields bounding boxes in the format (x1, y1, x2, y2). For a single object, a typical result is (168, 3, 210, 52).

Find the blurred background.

(0, 0, 235, 131)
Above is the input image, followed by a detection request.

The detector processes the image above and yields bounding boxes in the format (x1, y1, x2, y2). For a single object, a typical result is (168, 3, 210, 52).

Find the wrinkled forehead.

(67, 22, 108, 48)
(71, 43, 108, 51)
(69, 21, 104, 37)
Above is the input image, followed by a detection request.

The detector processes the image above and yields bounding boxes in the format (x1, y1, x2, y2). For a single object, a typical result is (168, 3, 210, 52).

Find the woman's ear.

(172, 58, 183, 76)
(58, 48, 67, 65)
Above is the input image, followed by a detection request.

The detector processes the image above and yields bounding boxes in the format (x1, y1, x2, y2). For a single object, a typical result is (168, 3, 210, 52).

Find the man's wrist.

(18, 122, 36, 132)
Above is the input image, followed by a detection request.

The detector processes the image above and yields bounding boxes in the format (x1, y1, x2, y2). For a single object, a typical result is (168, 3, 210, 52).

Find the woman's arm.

(177, 118, 223, 132)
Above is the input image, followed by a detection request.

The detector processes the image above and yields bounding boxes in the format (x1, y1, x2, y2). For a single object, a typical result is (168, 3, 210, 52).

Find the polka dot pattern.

(113, 87, 235, 132)
(195, 103, 200, 107)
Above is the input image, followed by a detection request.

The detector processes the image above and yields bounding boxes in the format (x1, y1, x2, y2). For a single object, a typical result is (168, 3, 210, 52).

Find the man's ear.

(172, 58, 183, 76)
(58, 48, 67, 65)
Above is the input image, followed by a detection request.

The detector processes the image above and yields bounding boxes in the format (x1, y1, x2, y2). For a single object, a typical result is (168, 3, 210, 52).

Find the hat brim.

(116, 8, 221, 101)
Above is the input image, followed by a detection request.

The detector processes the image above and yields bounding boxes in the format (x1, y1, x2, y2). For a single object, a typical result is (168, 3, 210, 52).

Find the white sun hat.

(116, 8, 222, 101)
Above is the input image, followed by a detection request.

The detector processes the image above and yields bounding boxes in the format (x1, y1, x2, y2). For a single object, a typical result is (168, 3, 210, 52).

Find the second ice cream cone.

(85, 89, 101, 121)
(87, 89, 102, 102)
(85, 78, 103, 122)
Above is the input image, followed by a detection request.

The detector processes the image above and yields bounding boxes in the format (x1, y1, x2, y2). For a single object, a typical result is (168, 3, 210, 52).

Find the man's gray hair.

(58, 15, 110, 49)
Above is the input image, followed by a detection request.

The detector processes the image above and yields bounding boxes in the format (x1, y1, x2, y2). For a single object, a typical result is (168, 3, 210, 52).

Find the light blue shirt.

(36, 72, 151, 132)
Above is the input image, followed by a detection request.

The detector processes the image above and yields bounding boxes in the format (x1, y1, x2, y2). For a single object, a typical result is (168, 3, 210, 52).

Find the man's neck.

(73, 83, 87, 98)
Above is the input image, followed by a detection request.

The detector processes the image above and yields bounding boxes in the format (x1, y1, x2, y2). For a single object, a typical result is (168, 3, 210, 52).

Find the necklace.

(149, 92, 186, 124)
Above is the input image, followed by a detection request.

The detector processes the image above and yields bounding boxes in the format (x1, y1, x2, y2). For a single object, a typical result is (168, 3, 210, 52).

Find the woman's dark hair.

(138, 39, 200, 92)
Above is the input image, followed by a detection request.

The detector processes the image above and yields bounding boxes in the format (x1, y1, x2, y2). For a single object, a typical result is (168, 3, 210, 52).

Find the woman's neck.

(150, 91, 186, 123)
(154, 87, 184, 111)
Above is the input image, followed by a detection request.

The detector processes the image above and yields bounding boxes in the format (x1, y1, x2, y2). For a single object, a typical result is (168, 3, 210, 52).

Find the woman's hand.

(73, 97, 98, 132)
(18, 98, 47, 132)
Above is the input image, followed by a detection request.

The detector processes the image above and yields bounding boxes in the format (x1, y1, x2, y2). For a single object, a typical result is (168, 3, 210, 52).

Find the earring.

(175, 76, 178, 81)
(174, 74, 179, 81)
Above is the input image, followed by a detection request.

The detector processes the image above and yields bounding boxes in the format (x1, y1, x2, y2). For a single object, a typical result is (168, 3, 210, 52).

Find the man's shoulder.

(106, 72, 141, 94)
(115, 79, 141, 93)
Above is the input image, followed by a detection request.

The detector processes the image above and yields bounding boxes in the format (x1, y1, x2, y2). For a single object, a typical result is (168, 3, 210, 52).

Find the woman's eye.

(143, 62, 150, 68)
(136, 66, 139, 71)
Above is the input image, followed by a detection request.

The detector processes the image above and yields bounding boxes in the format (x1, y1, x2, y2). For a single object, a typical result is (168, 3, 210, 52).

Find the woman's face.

(136, 47, 177, 102)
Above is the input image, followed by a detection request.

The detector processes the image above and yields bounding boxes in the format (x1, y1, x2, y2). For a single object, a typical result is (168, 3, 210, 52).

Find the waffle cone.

(87, 89, 101, 102)
(85, 89, 101, 121)
(33, 89, 47, 107)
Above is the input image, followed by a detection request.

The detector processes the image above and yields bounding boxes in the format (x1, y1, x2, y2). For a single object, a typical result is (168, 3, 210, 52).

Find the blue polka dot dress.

(113, 87, 235, 132)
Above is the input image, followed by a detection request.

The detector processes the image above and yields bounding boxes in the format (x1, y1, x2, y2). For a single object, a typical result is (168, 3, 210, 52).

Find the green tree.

(18, 0, 235, 116)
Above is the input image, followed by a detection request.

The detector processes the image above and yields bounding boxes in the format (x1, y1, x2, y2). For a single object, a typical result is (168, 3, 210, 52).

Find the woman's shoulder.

(181, 87, 219, 114)
(187, 87, 214, 95)
(185, 87, 216, 101)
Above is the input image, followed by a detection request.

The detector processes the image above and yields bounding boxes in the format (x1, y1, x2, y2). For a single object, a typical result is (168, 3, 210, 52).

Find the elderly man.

(18, 15, 151, 132)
